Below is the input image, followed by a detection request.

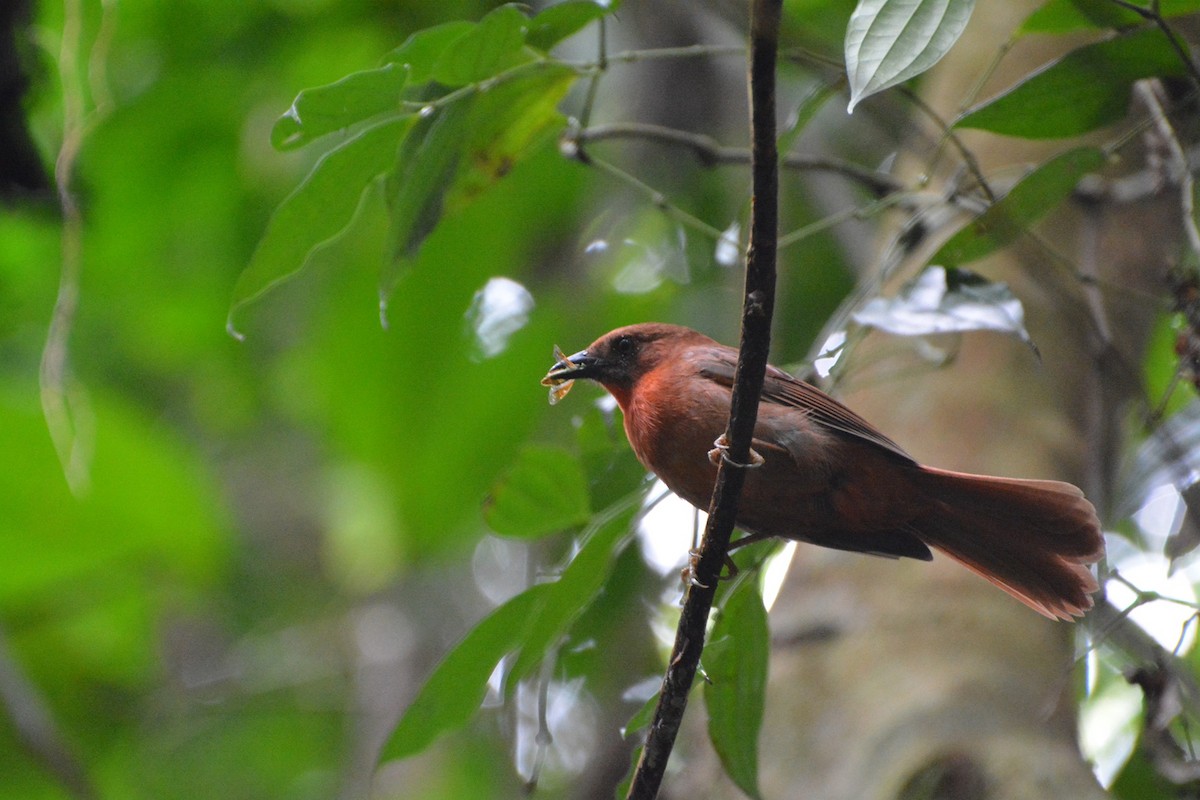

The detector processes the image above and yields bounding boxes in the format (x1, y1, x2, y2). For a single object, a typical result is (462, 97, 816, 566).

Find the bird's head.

(541, 323, 713, 409)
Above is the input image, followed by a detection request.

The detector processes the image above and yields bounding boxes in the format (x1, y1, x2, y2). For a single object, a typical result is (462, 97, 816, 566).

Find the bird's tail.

(911, 466, 1105, 620)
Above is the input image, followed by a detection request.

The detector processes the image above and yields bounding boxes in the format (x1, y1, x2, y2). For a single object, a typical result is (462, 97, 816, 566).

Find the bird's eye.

(613, 335, 636, 356)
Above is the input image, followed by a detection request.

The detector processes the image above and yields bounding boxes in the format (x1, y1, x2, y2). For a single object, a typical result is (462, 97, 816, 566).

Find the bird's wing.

(695, 351, 915, 463)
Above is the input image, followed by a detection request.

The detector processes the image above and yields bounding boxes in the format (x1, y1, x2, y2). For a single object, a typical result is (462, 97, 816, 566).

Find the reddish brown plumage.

(543, 323, 1105, 620)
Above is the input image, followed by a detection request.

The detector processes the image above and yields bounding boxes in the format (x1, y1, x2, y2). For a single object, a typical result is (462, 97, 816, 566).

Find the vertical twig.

(0, 626, 96, 799)
(625, 1, 781, 797)
(41, 0, 110, 495)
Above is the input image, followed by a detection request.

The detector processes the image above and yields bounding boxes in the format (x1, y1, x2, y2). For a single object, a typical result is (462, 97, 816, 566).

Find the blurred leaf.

(574, 405, 648, 509)
(852, 266, 1034, 347)
(527, 1, 611, 51)
(615, 744, 642, 800)
(484, 446, 592, 538)
(271, 64, 408, 151)
(432, 5, 534, 87)
(621, 690, 660, 740)
(1019, 0, 1143, 33)
(933, 147, 1107, 266)
(845, 0, 976, 112)
(957, 27, 1187, 138)
(384, 21, 476, 85)
(1120, 398, 1200, 520)
(1109, 743, 1174, 800)
(1165, 480, 1200, 562)
(1143, 311, 1194, 420)
(229, 115, 414, 329)
(0, 387, 224, 607)
(505, 489, 643, 685)
(778, 83, 839, 161)
(382, 489, 638, 762)
(704, 579, 769, 800)
(1019, 0, 1200, 35)
(287, 143, 585, 557)
(382, 101, 473, 290)
(380, 584, 553, 761)
(380, 64, 576, 303)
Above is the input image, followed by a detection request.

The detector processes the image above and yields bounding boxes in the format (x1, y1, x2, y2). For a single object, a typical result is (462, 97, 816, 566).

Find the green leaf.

(1019, 0, 1200, 35)
(271, 64, 407, 151)
(0, 386, 225, 606)
(383, 21, 476, 85)
(932, 146, 1106, 266)
(845, 0, 977, 112)
(380, 490, 639, 763)
(704, 580, 769, 800)
(379, 583, 552, 761)
(852, 266, 1035, 347)
(505, 491, 642, 685)
(432, 5, 534, 87)
(621, 690, 660, 740)
(484, 446, 591, 538)
(526, 1, 610, 51)
(957, 27, 1188, 138)
(380, 64, 576, 304)
(228, 115, 414, 329)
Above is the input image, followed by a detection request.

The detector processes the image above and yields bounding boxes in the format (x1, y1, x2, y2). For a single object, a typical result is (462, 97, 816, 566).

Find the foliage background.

(3, 0, 1200, 798)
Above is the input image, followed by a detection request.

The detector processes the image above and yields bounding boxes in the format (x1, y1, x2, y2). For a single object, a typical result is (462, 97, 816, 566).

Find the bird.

(541, 322, 1105, 620)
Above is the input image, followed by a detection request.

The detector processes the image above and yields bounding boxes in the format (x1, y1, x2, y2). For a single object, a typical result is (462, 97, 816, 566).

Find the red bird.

(542, 323, 1104, 620)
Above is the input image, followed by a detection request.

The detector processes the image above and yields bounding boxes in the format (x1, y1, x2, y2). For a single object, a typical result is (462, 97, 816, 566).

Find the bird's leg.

(708, 433, 765, 469)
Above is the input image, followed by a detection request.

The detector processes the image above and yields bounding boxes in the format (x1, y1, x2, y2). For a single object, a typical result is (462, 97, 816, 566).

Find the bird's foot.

(680, 548, 739, 590)
(682, 548, 708, 589)
(707, 433, 765, 469)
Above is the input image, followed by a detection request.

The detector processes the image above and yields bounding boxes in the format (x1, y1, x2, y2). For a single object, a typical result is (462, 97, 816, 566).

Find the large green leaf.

(1019, 0, 1200, 35)
(932, 146, 1106, 266)
(845, 0, 977, 112)
(380, 490, 640, 763)
(504, 491, 642, 686)
(432, 5, 534, 87)
(526, 1, 612, 51)
(229, 115, 414, 330)
(379, 584, 553, 761)
(271, 64, 408, 151)
(957, 27, 1188, 138)
(704, 579, 769, 800)
(384, 21, 476, 85)
(484, 446, 592, 538)
(380, 64, 576, 305)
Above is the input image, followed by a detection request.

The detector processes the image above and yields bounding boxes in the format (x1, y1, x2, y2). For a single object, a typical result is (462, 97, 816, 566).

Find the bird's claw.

(682, 548, 709, 589)
(680, 548, 739, 591)
(707, 433, 765, 469)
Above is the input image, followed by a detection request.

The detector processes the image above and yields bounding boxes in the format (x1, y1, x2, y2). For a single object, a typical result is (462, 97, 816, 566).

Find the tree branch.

(625, 0, 781, 797)
(572, 122, 902, 196)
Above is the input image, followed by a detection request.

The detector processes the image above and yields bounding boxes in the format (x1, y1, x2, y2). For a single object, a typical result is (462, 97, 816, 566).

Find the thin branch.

(0, 626, 96, 799)
(625, 0, 782, 797)
(1088, 597, 1200, 723)
(1104, 0, 1200, 90)
(566, 148, 729, 241)
(573, 122, 903, 196)
(599, 43, 747, 65)
(1128, 659, 1200, 784)
(40, 0, 100, 495)
(900, 87, 996, 203)
(1134, 80, 1200, 254)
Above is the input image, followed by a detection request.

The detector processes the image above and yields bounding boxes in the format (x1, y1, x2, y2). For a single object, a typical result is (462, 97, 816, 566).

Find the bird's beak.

(541, 349, 602, 385)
